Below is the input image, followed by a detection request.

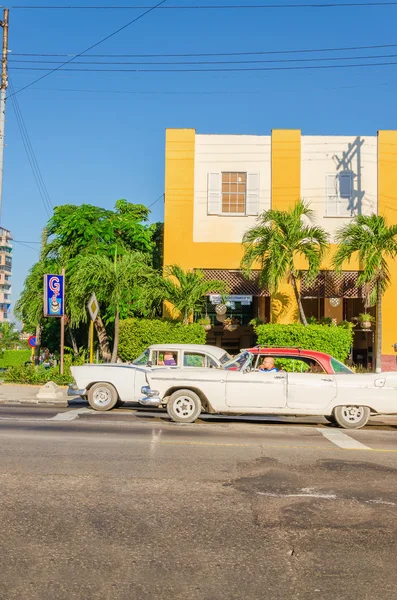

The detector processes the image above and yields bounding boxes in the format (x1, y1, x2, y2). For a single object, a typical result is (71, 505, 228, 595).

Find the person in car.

(308, 360, 324, 374)
(162, 352, 177, 366)
(259, 357, 279, 372)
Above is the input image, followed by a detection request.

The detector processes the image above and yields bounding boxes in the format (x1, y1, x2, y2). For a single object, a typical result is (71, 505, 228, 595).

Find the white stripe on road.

(317, 428, 371, 450)
(50, 408, 92, 422)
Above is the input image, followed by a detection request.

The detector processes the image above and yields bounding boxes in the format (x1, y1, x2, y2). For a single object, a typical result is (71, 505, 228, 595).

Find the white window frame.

(325, 171, 354, 218)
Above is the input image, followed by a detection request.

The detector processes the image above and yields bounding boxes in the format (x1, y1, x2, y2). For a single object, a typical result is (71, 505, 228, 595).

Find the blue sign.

(44, 274, 65, 317)
(28, 336, 36, 348)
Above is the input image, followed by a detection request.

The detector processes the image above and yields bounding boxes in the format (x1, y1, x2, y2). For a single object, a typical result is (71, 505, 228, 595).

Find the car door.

(225, 370, 287, 410)
(287, 372, 336, 410)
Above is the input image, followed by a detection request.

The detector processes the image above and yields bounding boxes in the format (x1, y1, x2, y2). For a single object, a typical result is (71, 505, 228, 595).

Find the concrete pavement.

(1, 404, 397, 599)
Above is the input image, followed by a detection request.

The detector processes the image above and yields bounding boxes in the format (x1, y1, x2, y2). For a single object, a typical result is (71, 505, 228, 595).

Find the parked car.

(139, 348, 397, 429)
(69, 344, 232, 411)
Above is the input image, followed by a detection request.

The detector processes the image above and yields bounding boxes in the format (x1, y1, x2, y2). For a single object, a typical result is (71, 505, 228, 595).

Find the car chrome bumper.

(140, 385, 161, 407)
(68, 384, 87, 397)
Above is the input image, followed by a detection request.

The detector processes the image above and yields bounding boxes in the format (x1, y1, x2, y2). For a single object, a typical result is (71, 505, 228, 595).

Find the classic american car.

(69, 344, 232, 411)
(139, 348, 397, 429)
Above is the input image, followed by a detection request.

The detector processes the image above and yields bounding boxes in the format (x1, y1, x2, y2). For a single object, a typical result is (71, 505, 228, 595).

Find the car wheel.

(167, 390, 202, 423)
(333, 405, 370, 429)
(324, 415, 336, 424)
(88, 382, 119, 411)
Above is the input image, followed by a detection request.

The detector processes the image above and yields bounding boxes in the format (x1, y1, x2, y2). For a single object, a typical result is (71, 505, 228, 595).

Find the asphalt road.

(1, 404, 397, 600)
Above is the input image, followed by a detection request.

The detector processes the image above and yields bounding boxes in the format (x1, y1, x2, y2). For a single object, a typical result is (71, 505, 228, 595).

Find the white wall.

(301, 135, 378, 240)
(193, 134, 271, 243)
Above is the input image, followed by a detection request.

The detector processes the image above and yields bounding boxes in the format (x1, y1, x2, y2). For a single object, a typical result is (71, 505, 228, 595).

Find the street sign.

(28, 335, 36, 348)
(87, 293, 99, 322)
(44, 274, 65, 317)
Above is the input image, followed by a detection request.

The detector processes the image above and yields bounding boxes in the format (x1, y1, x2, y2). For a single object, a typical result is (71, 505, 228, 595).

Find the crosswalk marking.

(316, 428, 371, 450)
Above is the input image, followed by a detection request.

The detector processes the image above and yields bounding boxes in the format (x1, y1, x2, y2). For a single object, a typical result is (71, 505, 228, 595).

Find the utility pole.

(0, 8, 9, 222)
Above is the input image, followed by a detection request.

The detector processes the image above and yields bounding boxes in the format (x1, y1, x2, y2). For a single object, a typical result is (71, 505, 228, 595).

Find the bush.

(255, 323, 353, 363)
(118, 318, 206, 361)
(0, 350, 31, 369)
(2, 351, 88, 386)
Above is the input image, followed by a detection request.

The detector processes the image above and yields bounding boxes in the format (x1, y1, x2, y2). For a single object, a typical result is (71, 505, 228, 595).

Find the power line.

(8, 3, 397, 8)
(11, 43, 397, 58)
(13, 240, 40, 252)
(9, 60, 397, 72)
(8, 78, 53, 217)
(6, 0, 168, 99)
(9, 52, 397, 65)
(148, 193, 164, 208)
(13, 239, 41, 243)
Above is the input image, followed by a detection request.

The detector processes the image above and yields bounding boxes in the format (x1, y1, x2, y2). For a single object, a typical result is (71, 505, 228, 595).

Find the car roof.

(148, 344, 228, 359)
(244, 347, 332, 361)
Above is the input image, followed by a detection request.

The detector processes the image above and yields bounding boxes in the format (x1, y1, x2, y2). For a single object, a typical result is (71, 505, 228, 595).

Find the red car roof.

(245, 347, 332, 361)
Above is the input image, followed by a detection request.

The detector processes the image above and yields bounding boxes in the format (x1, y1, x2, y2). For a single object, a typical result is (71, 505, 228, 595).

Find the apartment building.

(164, 128, 397, 370)
(0, 227, 12, 322)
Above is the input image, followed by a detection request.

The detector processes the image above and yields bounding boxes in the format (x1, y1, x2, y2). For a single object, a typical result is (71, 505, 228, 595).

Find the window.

(330, 357, 353, 374)
(326, 171, 354, 217)
(207, 172, 260, 216)
(222, 172, 246, 214)
(152, 350, 179, 367)
(132, 349, 150, 366)
(183, 352, 207, 368)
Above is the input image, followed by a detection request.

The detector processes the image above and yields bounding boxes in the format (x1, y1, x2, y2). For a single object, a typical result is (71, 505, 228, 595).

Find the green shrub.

(2, 351, 88, 386)
(118, 318, 206, 361)
(255, 323, 353, 363)
(0, 350, 31, 368)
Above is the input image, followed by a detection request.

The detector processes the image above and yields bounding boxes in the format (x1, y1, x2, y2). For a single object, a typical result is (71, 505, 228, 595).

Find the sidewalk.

(0, 383, 73, 406)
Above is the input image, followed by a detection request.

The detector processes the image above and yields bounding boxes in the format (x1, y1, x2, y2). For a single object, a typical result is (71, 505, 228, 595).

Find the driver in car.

(259, 357, 279, 372)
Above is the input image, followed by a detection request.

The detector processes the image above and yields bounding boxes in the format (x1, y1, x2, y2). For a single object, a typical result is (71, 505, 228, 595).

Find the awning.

(301, 271, 372, 299)
(200, 269, 269, 297)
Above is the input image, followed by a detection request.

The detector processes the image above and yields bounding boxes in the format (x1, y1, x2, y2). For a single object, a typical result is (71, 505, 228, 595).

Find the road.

(1, 403, 397, 600)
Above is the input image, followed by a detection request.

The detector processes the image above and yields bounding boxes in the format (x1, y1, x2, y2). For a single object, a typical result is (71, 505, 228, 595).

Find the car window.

(219, 352, 233, 365)
(255, 356, 324, 373)
(331, 357, 353, 374)
(183, 352, 206, 368)
(152, 350, 179, 367)
(207, 357, 218, 368)
(223, 352, 251, 371)
(132, 349, 150, 366)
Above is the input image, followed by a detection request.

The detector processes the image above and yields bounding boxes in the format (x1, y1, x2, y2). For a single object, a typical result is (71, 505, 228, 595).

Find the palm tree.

(241, 201, 329, 325)
(334, 214, 397, 373)
(153, 265, 228, 325)
(0, 322, 21, 350)
(69, 250, 152, 362)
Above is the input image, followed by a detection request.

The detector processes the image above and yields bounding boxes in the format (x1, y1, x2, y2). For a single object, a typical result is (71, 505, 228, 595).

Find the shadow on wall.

(332, 136, 366, 216)
(271, 292, 291, 322)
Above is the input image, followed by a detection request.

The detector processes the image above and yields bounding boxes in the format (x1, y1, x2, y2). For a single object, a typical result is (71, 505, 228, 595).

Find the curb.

(0, 397, 68, 406)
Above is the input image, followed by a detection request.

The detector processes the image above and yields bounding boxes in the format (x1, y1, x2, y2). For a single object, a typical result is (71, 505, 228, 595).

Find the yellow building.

(164, 128, 397, 370)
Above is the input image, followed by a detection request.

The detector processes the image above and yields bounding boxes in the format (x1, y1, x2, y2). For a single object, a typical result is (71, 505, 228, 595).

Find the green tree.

(0, 322, 21, 351)
(241, 201, 329, 326)
(69, 250, 153, 362)
(152, 265, 228, 325)
(334, 214, 397, 372)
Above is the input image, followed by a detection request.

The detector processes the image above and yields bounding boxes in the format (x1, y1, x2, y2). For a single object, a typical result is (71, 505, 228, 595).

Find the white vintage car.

(69, 344, 232, 411)
(139, 350, 397, 429)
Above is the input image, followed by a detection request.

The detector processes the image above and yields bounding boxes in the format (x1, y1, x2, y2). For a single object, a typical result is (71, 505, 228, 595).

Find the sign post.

(43, 272, 65, 374)
(87, 293, 99, 364)
(28, 335, 36, 363)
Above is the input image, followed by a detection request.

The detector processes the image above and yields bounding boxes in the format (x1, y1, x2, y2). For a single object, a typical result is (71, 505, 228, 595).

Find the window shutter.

(246, 172, 260, 216)
(207, 172, 221, 215)
(339, 171, 353, 199)
(326, 174, 338, 217)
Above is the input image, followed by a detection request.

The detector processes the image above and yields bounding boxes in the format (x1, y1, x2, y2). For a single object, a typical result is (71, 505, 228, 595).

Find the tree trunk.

(68, 326, 79, 356)
(375, 281, 382, 373)
(111, 311, 120, 364)
(95, 316, 111, 362)
(34, 322, 42, 366)
(291, 274, 308, 326)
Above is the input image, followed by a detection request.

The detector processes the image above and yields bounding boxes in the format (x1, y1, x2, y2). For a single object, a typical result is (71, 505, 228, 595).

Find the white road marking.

(316, 428, 371, 450)
(50, 408, 92, 422)
(257, 491, 337, 500)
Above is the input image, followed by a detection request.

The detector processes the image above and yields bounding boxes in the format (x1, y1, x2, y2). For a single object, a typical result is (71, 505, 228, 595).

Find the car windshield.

(331, 357, 354, 374)
(219, 352, 233, 365)
(223, 351, 251, 371)
(132, 349, 150, 366)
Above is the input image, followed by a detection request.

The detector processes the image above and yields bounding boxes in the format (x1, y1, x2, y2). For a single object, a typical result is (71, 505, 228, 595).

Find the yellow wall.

(271, 129, 301, 210)
(378, 130, 397, 357)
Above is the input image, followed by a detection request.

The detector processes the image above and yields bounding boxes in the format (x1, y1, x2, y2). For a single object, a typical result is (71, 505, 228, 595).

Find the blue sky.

(3, 1, 397, 318)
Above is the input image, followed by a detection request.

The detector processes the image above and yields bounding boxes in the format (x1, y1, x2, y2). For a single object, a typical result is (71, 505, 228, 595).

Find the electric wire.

(6, 0, 168, 99)
(8, 3, 397, 9)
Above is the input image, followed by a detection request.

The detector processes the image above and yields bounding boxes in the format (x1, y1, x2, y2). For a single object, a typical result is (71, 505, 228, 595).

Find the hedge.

(0, 350, 31, 369)
(255, 324, 353, 363)
(118, 318, 206, 361)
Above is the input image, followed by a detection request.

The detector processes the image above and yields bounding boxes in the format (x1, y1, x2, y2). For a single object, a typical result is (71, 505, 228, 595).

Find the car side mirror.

(147, 361, 152, 367)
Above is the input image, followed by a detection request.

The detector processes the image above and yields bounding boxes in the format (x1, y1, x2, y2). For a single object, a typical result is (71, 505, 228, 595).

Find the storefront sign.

(44, 274, 65, 317)
(210, 294, 253, 305)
